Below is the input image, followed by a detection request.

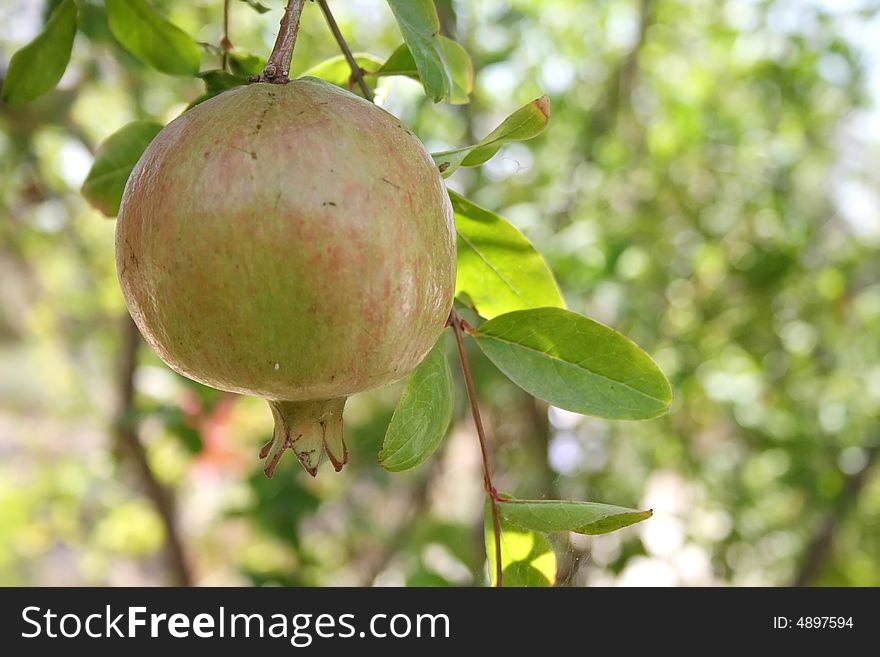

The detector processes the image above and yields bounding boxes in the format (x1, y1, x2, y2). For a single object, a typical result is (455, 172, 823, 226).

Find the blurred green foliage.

(1, 0, 879, 586)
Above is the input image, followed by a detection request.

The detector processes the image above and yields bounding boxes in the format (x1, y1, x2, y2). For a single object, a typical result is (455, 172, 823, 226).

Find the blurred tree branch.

(792, 444, 879, 586)
(115, 316, 194, 586)
(583, 0, 655, 145)
(548, 0, 655, 233)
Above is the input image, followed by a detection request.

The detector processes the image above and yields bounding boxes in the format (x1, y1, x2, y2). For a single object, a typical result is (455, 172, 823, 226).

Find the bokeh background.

(2, 0, 879, 586)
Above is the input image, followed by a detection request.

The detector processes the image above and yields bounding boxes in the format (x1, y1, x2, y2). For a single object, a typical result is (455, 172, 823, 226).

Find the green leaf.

(228, 51, 266, 77)
(470, 307, 672, 419)
(105, 0, 200, 76)
(451, 191, 565, 320)
(376, 43, 419, 77)
(433, 96, 550, 176)
(377, 37, 473, 104)
(438, 37, 473, 104)
(300, 53, 385, 93)
(81, 121, 163, 217)
(485, 499, 556, 587)
(497, 498, 653, 535)
(239, 0, 271, 13)
(385, 0, 458, 102)
(378, 340, 454, 472)
(200, 69, 248, 92)
(1, 0, 77, 106)
(188, 69, 249, 108)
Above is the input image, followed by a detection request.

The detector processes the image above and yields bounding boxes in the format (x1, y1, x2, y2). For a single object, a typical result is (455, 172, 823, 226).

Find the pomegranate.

(116, 78, 456, 476)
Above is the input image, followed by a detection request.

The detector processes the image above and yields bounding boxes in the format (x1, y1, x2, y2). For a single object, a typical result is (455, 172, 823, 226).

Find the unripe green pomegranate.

(116, 78, 456, 477)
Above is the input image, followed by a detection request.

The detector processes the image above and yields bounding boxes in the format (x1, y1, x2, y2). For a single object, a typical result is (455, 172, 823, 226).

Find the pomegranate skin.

(117, 78, 455, 401)
(116, 79, 455, 475)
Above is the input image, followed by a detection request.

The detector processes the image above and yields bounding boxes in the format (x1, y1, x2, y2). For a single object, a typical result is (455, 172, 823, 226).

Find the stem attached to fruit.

(449, 309, 504, 587)
(257, 0, 306, 84)
(315, 0, 374, 101)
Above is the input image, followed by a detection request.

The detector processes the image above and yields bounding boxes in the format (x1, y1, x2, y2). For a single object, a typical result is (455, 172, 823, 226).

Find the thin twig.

(115, 316, 194, 586)
(315, 0, 374, 101)
(220, 0, 233, 72)
(449, 309, 503, 587)
(257, 0, 306, 83)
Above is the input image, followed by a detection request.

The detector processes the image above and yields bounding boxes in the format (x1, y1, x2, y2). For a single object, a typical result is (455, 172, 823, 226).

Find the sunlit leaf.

(433, 96, 550, 176)
(379, 340, 454, 472)
(485, 499, 556, 587)
(377, 37, 473, 104)
(300, 53, 385, 93)
(376, 43, 418, 77)
(1, 0, 77, 106)
(385, 0, 460, 102)
(81, 121, 163, 217)
(498, 498, 653, 535)
(470, 307, 672, 419)
(451, 192, 565, 319)
(105, 0, 200, 76)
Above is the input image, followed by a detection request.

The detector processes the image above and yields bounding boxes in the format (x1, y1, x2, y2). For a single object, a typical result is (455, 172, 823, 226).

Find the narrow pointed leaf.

(485, 499, 556, 587)
(498, 498, 653, 535)
(377, 37, 473, 104)
(385, 0, 454, 102)
(378, 341, 454, 472)
(451, 192, 565, 320)
(106, 0, 200, 76)
(433, 96, 550, 176)
(470, 307, 672, 419)
(376, 43, 419, 77)
(1, 0, 77, 106)
(81, 121, 163, 217)
(301, 53, 384, 93)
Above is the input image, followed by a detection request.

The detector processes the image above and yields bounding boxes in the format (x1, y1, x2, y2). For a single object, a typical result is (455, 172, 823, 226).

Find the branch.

(550, 0, 655, 242)
(256, 0, 306, 83)
(115, 316, 194, 586)
(589, 0, 654, 136)
(315, 0, 374, 101)
(792, 444, 879, 586)
(449, 309, 503, 587)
